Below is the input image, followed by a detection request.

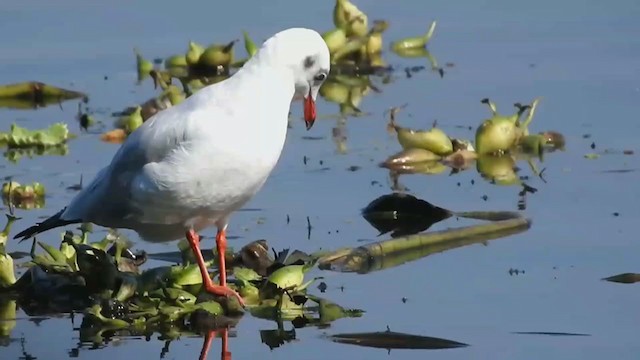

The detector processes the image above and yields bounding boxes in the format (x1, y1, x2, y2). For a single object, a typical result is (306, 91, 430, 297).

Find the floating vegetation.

(3, 144, 69, 164)
(0, 185, 532, 347)
(0, 214, 364, 346)
(0, 123, 71, 148)
(390, 21, 437, 53)
(0, 123, 73, 164)
(382, 99, 564, 191)
(319, 195, 531, 274)
(0, 81, 87, 110)
(98, 0, 444, 142)
(1, 181, 46, 210)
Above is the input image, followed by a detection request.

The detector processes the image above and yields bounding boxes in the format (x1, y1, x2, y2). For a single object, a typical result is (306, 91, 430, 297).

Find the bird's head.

(259, 28, 331, 130)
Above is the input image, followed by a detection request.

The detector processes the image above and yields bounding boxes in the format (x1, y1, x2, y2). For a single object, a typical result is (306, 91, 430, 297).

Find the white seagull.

(14, 27, 331, 307)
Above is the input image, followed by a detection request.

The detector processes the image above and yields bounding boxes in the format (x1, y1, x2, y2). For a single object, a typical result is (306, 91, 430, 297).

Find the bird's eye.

(314, 73, 327, 82)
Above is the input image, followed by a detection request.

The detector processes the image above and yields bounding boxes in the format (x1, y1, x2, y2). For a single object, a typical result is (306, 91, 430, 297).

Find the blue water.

(1, 1, 640, 359)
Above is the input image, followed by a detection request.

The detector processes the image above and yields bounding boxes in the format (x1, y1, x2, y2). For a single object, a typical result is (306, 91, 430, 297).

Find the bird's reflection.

(198, 327, 232, 360)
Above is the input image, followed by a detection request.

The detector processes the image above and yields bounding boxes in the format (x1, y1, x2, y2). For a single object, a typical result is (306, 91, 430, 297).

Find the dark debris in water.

(602, 273, 640, 284)
(361, 193, 452, 237)
(512, 331, 590, 337)
(327, 328, 469, 350)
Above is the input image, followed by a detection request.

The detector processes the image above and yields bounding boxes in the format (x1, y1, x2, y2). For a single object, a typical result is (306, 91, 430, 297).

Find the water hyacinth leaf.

(328, 329, 468, 350)
(0, 251, 16, 288)
(267, 265, 306, 290)
(134, 48, 154, 82)
(242, 31, 258, 57)
(194, 300, 224, 316)
(164, 54, 188, 69)
(0, 214, 20, 247)
(361, 193, 452, 237)
(381, 148, 442, 168)
(0, 298, 17, 338)
(475, 117, 520, 155)
(114, 273, 138, 302)
(85, 304, 130, 329)
(37, 241, 67, 264)
(395, 125, 453, 156)
(333, 0, 368, 37)
(1, 122, 71, 148)
(390, 20, 437, 52)
(322, 28, 348, 55)
(306, 295, 364, 325)
(365, 20, 389, 56)
(332, 36, 369, 62)
(169, 263, 206, 286)
(234, 267, 262, 282)
(476, 155, 520, 186)
(199, 40, 236, 68)
(185, 41, 205, 67)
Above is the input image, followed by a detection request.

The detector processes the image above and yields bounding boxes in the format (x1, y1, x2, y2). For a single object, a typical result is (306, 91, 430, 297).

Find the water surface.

(1, 1, 640, 359)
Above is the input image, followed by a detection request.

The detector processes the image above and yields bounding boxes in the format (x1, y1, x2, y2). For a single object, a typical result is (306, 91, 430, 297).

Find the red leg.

(198, 329, 231, 360)
(199, 330, 215, 360)
(220, 327, 231, 360)
(186, 230, 245, 307)
(216, 229, 228, 287)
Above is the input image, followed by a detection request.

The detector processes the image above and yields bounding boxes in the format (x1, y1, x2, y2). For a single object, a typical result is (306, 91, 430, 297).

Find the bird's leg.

(216, 228, 228, 287)
(185, 230, 245, 307)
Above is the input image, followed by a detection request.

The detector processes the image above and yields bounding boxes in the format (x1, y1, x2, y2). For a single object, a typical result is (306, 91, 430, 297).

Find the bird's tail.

(13, 207, 81, 242)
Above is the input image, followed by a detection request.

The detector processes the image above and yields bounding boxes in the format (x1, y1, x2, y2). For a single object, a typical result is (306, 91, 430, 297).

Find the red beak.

(303, 89, 316, 130)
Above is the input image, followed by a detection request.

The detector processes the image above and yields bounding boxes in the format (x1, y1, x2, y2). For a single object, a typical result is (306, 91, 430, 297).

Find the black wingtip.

(12, 207, 80, 242)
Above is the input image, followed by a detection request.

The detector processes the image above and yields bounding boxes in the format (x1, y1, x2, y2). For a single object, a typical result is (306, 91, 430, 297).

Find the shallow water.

(2, 1, 640, 359)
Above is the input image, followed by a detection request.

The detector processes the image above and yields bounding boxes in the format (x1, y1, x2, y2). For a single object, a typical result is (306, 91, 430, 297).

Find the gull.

(14, 27, 331, 307)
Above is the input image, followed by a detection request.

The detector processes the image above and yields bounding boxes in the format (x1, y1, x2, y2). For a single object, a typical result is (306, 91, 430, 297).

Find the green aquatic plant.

(185, 40, 205, 67)
(134, 48, 154, 82)
(0, 122, 71, 148)
(0, 248, 16, 288)
(333, 0, 368, 37)
(394, 125, 454, 156)
(199, 40, 237, 68)
(475, 98, 541, 155)
(0, 81, 86, 109)
(242, 31, 258, 57)
(1, 181, 46, 210)
(391, 21, 437, 52)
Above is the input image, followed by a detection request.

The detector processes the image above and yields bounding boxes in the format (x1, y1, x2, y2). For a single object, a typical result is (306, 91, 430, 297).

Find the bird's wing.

(61, 98, 209, 225)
